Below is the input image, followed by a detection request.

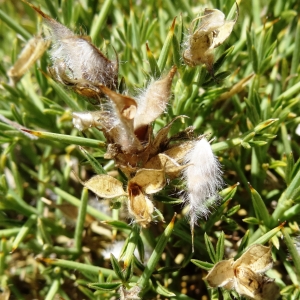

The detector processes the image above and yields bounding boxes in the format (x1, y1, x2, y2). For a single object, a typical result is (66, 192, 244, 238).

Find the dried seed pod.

(27, 2, 118, 102)
(133, 66, 177, 140)
(234, 267, 279, 300)
(183, 6, 238, 74)
(163, 140, 196, 163)
(7, 35, 50, 85)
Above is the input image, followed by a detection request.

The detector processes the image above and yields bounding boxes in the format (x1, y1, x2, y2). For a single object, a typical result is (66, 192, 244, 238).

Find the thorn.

(191, 222, 195, 253)
(170, 17, 177, 32)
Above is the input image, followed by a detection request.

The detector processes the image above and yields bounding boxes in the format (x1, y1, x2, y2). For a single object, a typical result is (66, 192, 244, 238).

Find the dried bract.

(205, 244, 280, 300)
(183, 7, 238, 74)
(7, 35, 50, 85)
(28, 3, 118, 102)
(205, 259, 235, 287)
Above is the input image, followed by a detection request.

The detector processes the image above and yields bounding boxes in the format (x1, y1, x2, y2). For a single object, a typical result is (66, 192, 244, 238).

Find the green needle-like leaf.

(21, 129, 105, 148)
(137, 214, 176, 292)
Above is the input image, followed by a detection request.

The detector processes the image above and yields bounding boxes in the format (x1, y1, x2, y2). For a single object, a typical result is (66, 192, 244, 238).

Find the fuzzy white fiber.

(183, 137, 223, 241)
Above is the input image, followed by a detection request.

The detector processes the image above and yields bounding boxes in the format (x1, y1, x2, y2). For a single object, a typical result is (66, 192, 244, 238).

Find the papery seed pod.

(182, 137, 223, 251)
(7, 35, 50, 86)
(133, 66, 177, 140)
(27, 2, 118, 102)
(129, 168, 166, 194)
(183, 6, 238, 74)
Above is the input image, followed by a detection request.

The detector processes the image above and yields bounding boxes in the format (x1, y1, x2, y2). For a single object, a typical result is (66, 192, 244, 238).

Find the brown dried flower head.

(73, 66, 177, 160)
(205, 244, 280, 300)
(183, 6, 238, 74)
(26, 2, 225, 234)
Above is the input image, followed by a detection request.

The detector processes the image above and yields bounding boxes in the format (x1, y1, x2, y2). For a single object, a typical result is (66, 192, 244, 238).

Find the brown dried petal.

(163, 140, 196, 164)
(127, 182, 154, 227)
(235, 266, 264, 299)
(204, 259, 235, 287)
(235, 267, 279, 300)
(212, 19, 237, 48)
(198, 9, 226, 32)
(99, 85, 137, 120)
(7, 35, 50, 85)
(84, 175, 126, 198)
(129, 168, 166, 194)
(233, 244, 273, 273)
(234, 266, 279, 300)
(145, 154, 187, 179)
(98, 86, 142, 153)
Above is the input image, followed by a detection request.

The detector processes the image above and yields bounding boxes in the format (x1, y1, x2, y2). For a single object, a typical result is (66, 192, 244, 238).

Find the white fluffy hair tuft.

(183, 137, 224, 251)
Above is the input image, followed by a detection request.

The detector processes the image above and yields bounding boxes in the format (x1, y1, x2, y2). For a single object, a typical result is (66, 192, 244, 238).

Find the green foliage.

(1, 0, 300, 299)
